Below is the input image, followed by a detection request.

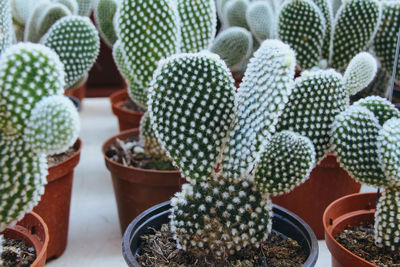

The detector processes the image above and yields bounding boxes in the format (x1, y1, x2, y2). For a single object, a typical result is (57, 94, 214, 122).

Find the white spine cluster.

(343, 52, 377, 95)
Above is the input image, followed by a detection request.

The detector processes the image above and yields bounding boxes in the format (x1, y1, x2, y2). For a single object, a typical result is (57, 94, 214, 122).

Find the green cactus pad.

(139, 112, 166, 159)
(356, 96, 400, 126)
(312, 0, 332, 60)
(11, 0, 38, 26)
(277, 0, 326, 69)
(42, 15, 100, 88)
(351, 68, 391, 102)
(343, 52, 377, 96)
(76, 0, 93, 16)
(210, 27, 253, 69)
(246, 1, 275, 41)
(112, 40, 133, 83)
(94, 0, 118, 47)
(0, 0, 13, 54)
(330, 0, 381, 70)
(377, 118, 400, 187)
(170, 179, 272, 258)
(254, 131, 316, 196)
(0, 43, 65, 135)
(222, 40, 296, 179)
(24, 95, 80, 155)
(148, 52, 236, 183)
(53, 0, 79, 14)
(223, 0, 249, 29)
(0, 134, 47, 232)
(276, 69, 347, 163)
(330, 104, 390, 187)
(374, 1, 400, 82)
(374, 187, 400, 250)
(116, 0, 181, 92)
(178, 0, 216, 53)
(25, 1, 71, 43)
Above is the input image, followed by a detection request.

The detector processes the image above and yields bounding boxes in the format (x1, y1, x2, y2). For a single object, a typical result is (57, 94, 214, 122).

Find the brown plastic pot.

(102, 128, 185, 234)
(1, 212, 49, 267)
(323, 192, 377, 267)
(271, 154, 361, 239)
(65, 82, 86, 102)
(110, 90, 144, 132)
(33, 139, 82, 260)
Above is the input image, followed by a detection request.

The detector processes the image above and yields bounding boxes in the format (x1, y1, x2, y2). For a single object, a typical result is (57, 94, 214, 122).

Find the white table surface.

(46, 97, 375, 267)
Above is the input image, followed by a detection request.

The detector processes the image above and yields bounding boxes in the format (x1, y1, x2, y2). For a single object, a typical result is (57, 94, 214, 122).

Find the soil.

(105, 137, 175, 171)
(122, 99, 146, 113)
(0, 237, 36, 267)
(335, 222, 400, 266)
(137, 224, 307, 267)
(47, 146, 77, 167)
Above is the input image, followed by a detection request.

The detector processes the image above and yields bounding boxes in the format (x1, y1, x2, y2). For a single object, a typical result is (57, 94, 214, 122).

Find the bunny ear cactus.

(223, 0, 250, 29)
(52, 0, 79, 14)
(139, 111, 166, 159)
(331, 97, 400, 249)
(76, 0, 93, 16)
(0, 43, 79, 231)
(312, 0, 333, 60)
(210, 27, 253, 69)
(276, 52, 377, 163)
(41, 15, 100, 89)
(0, 0, 13, 54)
(148, 40, 318, 260)
(277, 0, 326, 69)
(94, 0, 118, 47)
(330, 0, 381, 70)
(374, 0, 400, 82)
(178, 0, 216, 53)
(246, 1, 275, 41)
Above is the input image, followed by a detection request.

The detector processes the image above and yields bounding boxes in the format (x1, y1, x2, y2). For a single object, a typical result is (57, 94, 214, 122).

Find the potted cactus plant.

(0, 40, 80, 265)
(11, 0, 100, 102)
(121, 38, 326, 266)
(323, 94, 400, 266)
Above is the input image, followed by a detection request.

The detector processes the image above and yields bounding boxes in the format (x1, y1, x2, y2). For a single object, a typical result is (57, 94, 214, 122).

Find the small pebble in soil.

(137, 224, 307, 267)
(1, 237, 36, 267)
(105, 137, 175, 171)
(335, 222, 400, 266)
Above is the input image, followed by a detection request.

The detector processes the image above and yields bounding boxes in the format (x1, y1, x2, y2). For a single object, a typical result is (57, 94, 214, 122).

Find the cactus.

(330, 0, 381, 70)
(139, 112, 166, 159)
(331, 96, 400, 249)
(52, 0, 78, 14)
(209, 27, 253, 69)
(178, 0, 216, 53)
(93, 0, 118, 47)
(0, 43, 79, 231)
(276, 52, 377, 163)
(277, 0, 326, 69)
(312, 0, 333, 60)
(0, 0, 13, 54)
(10, 0, 37, 26)
(223, 0, 249, 29)
(76, 0, 93, 16)
(374, 0, 400, 82)
(351, 68, 391, 102)
(246, 1, 275, 41)
(148, 40, 320, 259)
(42, 15, 100, 88)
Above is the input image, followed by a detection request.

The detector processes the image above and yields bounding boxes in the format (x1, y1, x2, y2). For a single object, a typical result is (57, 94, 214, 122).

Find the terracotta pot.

(271, 154, 361, 239)
(323, 192, 377, 267)
(102, 129, 185, 233)
(122, 201, 319, 267)
(110, 90, 144, 131)
(33, 139, 82, 260)
(1, 212, 49, 267)
(65, 82, 86, 103)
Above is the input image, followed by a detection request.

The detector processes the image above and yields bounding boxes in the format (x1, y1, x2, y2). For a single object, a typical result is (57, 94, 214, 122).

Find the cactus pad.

(356, 96, 400, 126)
(0, 0, 13, 54)
(139, 112, 166, 159)
(42, 15, 100, 88)
(94, 0, 118, 47)
(223, 0, 249, 29)
(170, 179, 272, 258)
(254, 131, 316, 196)
(246, 1, 275, 41)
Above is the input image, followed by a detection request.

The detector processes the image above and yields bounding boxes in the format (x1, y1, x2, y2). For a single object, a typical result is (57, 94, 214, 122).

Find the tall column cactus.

(331, 96, 400, 250)
(0, 43, 80, 231)
(148, 40, 317, 260)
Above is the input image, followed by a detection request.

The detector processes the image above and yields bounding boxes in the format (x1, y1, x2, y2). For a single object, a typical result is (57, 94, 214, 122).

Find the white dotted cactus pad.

(222, 40, 296, 180)
(0, 135, 47, 231)
(148, 52, 236, 183)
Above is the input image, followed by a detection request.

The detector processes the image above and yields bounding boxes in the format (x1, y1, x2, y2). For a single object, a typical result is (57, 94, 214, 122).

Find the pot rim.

(110, 89, 144, 116)
(323, 192, 378, 267)
(122, 201, 319, 267)
(102, 128, 180, 175)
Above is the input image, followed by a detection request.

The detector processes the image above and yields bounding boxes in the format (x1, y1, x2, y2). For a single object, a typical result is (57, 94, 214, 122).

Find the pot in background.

(1, 212, 49, 267)
(102, 129, 185, 233)
(33, 139, 82, 260)
(65, 82, 86, 103)
(110, 90, 144, 132)
(122, 201, 319, 267)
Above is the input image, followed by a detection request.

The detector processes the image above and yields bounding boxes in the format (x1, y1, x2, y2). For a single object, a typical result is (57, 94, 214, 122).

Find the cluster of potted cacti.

(11, 0, 100, 101)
